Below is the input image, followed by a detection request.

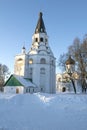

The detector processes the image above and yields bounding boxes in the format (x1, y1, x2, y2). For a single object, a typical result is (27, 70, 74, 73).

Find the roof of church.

(35, 12, 47, 34)
(4, 74, 36, 87)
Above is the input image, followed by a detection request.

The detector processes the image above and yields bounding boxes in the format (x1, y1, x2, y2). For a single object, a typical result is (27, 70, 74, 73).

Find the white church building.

(4, 12, 56, 94)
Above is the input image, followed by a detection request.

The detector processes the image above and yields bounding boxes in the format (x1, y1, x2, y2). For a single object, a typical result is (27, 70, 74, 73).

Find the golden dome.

(65, 56, 75, 65)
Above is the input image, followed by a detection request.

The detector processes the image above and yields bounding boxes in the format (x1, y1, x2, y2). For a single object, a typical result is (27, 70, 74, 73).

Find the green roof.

(4, 75, 23, 86)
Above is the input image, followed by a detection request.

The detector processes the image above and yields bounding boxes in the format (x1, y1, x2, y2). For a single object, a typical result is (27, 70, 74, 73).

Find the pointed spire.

(22, 46, 26, 54)
(35, 12, 47, 34)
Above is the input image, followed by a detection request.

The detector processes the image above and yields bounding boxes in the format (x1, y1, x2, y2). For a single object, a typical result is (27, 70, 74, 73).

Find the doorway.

(16, 88, 19, 93)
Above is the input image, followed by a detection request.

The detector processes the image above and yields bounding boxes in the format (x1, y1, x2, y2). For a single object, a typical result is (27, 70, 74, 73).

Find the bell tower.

(14, 46, 29, 78)
(28, 12, 56, 93)
(14, 12, 56, 93)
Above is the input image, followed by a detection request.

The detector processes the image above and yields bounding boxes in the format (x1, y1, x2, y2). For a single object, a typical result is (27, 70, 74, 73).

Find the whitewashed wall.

(4, 86, 24, 94)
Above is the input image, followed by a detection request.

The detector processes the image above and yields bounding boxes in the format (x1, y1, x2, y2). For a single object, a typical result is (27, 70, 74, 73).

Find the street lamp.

(65, 56, 76, 93)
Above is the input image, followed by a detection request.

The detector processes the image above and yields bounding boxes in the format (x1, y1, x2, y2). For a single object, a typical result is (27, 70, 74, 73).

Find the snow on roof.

(14, 75, 36, 88)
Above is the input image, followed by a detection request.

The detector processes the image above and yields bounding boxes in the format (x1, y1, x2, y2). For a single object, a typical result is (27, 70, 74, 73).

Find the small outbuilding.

(4, 74, 37, 94)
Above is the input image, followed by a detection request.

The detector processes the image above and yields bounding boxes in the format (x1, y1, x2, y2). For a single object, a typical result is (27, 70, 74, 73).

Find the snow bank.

(0, 92, 87, 130)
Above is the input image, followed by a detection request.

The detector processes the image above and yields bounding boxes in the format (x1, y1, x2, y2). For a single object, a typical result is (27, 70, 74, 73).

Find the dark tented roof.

(35, 12, 47, 34)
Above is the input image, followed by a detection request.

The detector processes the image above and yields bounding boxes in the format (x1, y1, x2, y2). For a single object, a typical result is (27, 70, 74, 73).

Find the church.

(4, 12, 56, 94)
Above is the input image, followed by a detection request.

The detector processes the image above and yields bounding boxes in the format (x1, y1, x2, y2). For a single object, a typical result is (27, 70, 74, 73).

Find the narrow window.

(40, 38, 43, 42)
(45, 39, 47, 42)
(35, 38, 38, 42)
(40, 58, 46, 64)
(29, 59, 33, 64)
(41, 88, 43, 91)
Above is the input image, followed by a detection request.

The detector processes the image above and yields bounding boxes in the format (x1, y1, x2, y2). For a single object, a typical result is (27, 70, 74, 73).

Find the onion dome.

(22, 46, 25, 49)
(65, 56, 75, 65)
(22, 46, 26, 54)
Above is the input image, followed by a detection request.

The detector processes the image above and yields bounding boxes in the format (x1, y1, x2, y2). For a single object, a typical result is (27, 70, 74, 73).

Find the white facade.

(14, 12, 56, 93)
(4, 86, 24, 94)
(56, 72, 80, 93)
(4, 86, 37, 94)
(4, 74, 38, 94)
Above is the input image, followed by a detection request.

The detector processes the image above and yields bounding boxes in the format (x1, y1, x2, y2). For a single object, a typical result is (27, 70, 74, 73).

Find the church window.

(17, 58, 23, 61)
(45, 39, 47, 42)
(41, 88, 43, 91)
(51, 60, 54, 65)
(26, 88, 28, 93)
(29, 68, 33, 74)
(40, 58, 46, 64)
(26, 88, 30, 93)
(35, 38, 38, 42)
(29, 59, 33, 64)
(40, 37, 43, 42)
(40, 68, 45, 74)
(33, 88, 34, 92)
(16, 58, 23, 67)
(29, 68, 33, 80)
(41, 28, 43, 32)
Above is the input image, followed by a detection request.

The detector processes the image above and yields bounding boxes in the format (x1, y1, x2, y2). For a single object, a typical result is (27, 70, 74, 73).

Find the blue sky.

(0, 0, 87, 73)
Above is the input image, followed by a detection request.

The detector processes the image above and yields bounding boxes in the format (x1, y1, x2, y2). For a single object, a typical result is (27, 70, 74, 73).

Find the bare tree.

(58, 53, 69, 71)
(68, 37, 87, 77)
(58, 35, 87, 92)
(0, 64, 10, 90)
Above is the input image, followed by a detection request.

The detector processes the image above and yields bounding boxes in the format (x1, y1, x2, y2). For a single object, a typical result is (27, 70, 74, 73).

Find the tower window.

(41, 28, 43, 32)
(35, 38, 38, 42)
(29, 59, 33, 64)
(29, 68, 33, 74)
(40, 58, 46, 64)
(29, 68, 33, 80)
(17, 58, 23, 61)
(40, 38, 43, 42)
(16, 58, 23, 65)
(45, 39, 47, 42)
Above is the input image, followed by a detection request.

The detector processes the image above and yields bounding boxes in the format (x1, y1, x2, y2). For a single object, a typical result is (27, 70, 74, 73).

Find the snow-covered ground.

(0, 92, 87, 130)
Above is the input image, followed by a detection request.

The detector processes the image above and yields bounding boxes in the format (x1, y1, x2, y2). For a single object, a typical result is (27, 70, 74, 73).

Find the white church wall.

(4, 87, 16, 93)
(14, 12, 56, 94)
(4, 86, 24, 94)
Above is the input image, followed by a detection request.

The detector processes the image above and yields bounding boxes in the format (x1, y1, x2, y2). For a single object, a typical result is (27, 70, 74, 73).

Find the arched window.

(16, 58, 23, 66)
(29, 59, 33, 64)
(17, 58, 23, 61)
(40, 68, 45, 74)
(40, 37, 43, 42)
(35, 38, 38, 42)
(40, 58, 46, 64)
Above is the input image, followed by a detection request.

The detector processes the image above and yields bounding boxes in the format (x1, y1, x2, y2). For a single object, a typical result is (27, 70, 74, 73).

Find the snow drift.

(0, 93, 87, 130)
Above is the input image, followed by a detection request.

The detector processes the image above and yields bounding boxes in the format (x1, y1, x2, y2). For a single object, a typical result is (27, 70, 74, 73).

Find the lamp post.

(65, 56, 76, 94)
